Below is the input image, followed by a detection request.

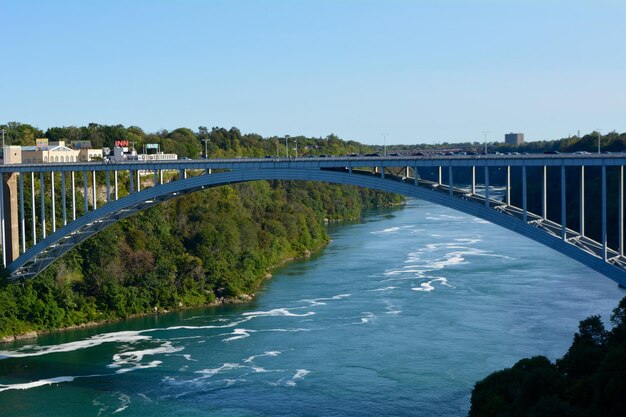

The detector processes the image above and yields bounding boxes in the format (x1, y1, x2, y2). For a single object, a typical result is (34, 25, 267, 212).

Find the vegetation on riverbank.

(0, 123, 403, 340)
(469, 296, 626, 417)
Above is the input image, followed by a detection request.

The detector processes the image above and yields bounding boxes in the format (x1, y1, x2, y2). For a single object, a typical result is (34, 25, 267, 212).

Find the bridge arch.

(7, 168, 626, 286)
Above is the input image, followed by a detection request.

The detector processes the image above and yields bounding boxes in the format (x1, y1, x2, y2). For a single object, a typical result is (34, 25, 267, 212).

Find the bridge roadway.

(0, 153, 625, 285)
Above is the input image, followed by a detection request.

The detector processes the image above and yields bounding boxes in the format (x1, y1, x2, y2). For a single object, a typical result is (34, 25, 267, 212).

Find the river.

(0, 199, 624, 416)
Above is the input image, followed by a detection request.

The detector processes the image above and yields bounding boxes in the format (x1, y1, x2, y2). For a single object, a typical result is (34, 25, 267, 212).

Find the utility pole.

(293, 137, 298, 158)
(0, 129, 6, 161)
(202, 139, 209, 159)
(482, 130, 489, 154)
(381, 133, 387, 156)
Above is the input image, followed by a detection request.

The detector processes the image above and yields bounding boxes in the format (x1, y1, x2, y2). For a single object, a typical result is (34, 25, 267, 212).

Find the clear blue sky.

(2, 0, 625, 145)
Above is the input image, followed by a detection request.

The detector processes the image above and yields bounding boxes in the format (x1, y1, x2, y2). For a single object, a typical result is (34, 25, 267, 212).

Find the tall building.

(505, 132, 524, 146)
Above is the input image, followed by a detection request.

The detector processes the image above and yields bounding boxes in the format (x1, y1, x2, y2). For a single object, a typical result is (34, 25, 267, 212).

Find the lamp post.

(293, 138, 298, 158)
(0, 129, 5, 160)
(285, 135, 290, 157)
(381, 133, 387, 156)
(202, 139, 209, 159)
(482, 130, 489, 154)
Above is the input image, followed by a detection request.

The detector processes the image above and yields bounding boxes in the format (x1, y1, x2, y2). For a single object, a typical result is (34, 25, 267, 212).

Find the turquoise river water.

(0, 199, 624, 416)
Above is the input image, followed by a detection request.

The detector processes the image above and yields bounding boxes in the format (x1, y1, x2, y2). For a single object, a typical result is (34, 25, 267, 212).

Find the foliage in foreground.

(469, 296, 626, 417)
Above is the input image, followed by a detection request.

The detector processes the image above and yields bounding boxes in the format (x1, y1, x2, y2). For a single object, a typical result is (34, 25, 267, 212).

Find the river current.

(0, 199, 624, 416)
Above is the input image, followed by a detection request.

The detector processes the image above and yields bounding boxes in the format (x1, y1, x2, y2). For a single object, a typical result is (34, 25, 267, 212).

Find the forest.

(0, 123, 402, 340)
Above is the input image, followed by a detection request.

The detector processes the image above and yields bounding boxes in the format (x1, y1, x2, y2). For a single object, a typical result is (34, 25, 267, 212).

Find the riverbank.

(0, 239, 327, 344)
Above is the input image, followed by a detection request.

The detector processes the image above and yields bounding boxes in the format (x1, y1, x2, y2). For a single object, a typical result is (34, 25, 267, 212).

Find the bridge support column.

(106, 171, 111, 203)
(31, 172, 36, 245)
(1, 173, 19, 266)
(484, 166, 489, 207)
(160, 170, 164, 185)
(71, 171, 76, 221)
(136, 170, 141, 192)
(471, 166, 476, 194)
(92, 171, 97, 210)
(438, 166, 442, 185)
(154, 169, 158, 187)
(51, 172, 56, 233)
(561, 165, 566, 240)
(506, 166, 511, 205)
(61, 172, 67, 226)
(602, 164, 607, 260)
(449, 166, 453, 196)
(19, 173, 25, 253)
(522, 165, 527, 223)
(542, 166, 547, 220)
(617, 165, 624, 256)
(129, 170, 135, 193)
(114, 170, 118, 200)
(348, 167, 352, 174)
(0, 174, 5, 266)
(83, 171, 88, 214)
(40, 172, 46, 239)
(381, 166, 385, 179)
(414, 165, 418, 186)
(580, 166, 585, 236)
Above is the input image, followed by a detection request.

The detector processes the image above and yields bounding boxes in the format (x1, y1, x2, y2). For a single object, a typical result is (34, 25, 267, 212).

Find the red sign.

(115, 140, 129, 147)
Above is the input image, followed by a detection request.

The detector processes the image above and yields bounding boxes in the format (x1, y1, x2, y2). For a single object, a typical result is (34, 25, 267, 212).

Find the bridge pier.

(31, 172, 36, 245)
(617, 166, 624, 256)
(72, 171, 76, 220)
(19, 174, 25, 253)
(522, 165, 527, 223)
(561, 165, 566, 240)
(542, 166, 547, 220)
(51, 172, 56, 232)
(449, 166, 453, 196)
(506, 166, 510, 205)
(62, 172, 67, 226)
(40, 172, 46, 239)
(471, 166, 476, 194)
(580, 166, 585, 236)
(484, 166, 489, 207)
(1, 173, 20, 266)
(602, 165, 607, 260)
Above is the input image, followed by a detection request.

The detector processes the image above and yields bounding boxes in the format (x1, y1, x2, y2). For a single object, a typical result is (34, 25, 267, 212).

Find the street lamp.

(0, 129, 5, 162)
(482, 130, 489, 154)
(381, 133, 387, 156)
(202, 139, 210, 159)
(293, 137, 298, 158)
(285, 135, 290, 158)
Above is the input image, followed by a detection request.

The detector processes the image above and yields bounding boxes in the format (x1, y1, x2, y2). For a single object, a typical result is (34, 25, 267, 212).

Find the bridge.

(0, 154, 625, 286)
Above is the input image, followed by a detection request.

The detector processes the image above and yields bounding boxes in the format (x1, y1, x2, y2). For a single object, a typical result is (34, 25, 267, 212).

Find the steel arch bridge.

(1, 155, 625, 286)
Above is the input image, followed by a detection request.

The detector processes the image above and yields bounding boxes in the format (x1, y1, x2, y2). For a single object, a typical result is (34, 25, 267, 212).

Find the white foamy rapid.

(0, 373, 104, 392)
(242, 308, 315, 318)
(107, 341, 183, 374)
(222, 328, 255, 342)
(0, 331, 151, 359)
(285, 369, 310, 387)
(371, 227, 400, 234)
(299, 293, 352, 306)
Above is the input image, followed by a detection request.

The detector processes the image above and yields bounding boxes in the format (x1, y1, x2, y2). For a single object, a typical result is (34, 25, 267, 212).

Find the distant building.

(22, 141, 79, 163)
(2, 146, 23, 164)
(505, 132, 524, 146)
